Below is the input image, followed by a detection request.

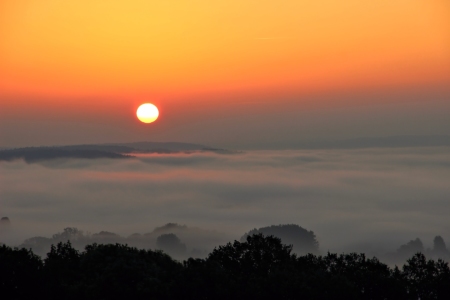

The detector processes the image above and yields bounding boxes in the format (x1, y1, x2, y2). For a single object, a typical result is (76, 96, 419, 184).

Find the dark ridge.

(0, 142, 236, 163)
(0, 147, 130, 163)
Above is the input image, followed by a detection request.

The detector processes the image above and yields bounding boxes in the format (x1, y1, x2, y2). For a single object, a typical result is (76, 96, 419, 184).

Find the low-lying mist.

(1, 147, 450, 264)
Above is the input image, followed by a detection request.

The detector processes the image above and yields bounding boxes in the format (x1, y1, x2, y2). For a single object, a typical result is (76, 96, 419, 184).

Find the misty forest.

(2, 143, 450, 299)
(2, 232, 450, 299)
(2, 222, 450, 299)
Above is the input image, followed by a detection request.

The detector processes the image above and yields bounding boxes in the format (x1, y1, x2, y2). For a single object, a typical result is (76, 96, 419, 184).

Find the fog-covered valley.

(1, 145, 450, 266)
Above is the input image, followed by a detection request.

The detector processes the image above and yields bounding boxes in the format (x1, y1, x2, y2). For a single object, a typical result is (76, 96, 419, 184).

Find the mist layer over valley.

(1, 146, 450, 265)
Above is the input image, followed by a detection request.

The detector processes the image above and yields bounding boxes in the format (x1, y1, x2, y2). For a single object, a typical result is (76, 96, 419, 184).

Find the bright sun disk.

(136, 103, 159, 123)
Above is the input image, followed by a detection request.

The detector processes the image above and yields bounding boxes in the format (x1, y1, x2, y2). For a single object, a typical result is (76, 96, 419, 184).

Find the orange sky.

(1, 0, 449, 147)
(1, 0, 449, 99)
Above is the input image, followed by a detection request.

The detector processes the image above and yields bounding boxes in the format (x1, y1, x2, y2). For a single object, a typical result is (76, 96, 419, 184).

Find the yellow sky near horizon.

(1, 0, 449, 103)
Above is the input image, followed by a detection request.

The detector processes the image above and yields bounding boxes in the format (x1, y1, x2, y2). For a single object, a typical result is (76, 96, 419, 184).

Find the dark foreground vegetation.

(1, 234, 449, 300)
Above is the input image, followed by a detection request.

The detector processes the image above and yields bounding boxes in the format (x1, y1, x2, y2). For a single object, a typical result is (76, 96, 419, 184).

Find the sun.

(136, 103, 159, 123)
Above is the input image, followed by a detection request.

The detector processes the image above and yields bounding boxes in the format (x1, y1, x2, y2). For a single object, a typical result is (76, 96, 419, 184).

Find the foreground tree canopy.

(1, 234, 450, 300)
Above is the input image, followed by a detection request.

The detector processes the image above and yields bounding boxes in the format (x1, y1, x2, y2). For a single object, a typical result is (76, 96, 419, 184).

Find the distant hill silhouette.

(0, 147, 130, 163)
(0, 142, 236, 163)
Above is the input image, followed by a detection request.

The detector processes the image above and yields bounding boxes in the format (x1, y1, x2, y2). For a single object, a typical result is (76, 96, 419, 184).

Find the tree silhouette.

(156, 233, 187, 258)
(0, 216, 10, 225)
(397, 238, 424, 260)
(44, 241, 81, 299)
(52, 227, 84, 241)
(0, 245, 43, 298)
(432, 236, 450, 259)
(3, 235, 450, 299)
(40, 243, 183, 299)
(319, 253, 406, 299)
(241, 224, 319, 254)
(204, 234, 295, 299)
(402, 253, 450, 299)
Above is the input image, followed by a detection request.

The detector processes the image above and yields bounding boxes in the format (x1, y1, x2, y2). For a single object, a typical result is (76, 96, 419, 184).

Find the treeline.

(18, 224, 320, 259)
(1, 234, 450, 299)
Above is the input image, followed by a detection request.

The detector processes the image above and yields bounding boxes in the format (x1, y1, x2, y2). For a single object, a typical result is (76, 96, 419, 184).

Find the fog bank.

(1, 147, 449, 257)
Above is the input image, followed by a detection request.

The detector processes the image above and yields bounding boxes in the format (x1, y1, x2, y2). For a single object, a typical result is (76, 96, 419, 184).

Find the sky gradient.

(1, 0, 449, 148)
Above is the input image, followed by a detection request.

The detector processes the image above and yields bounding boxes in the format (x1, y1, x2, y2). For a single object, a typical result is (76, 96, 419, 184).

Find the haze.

(2, 147, 450, 260)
